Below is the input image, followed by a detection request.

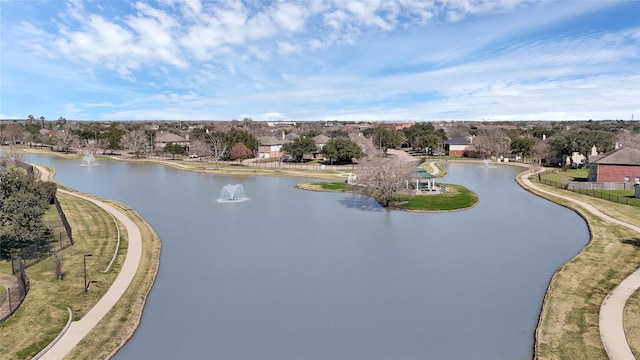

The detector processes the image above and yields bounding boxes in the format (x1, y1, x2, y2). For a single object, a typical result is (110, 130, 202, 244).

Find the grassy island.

(296, 181, 478, 212)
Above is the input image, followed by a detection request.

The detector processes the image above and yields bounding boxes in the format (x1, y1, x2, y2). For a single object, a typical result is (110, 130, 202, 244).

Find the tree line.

(2, 119, 639, 166)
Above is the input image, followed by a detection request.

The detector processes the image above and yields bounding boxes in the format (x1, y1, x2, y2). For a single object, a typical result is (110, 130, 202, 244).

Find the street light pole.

(84, 254, 93, 292)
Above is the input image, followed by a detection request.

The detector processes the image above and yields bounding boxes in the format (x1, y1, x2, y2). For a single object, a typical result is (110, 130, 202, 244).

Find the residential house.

(284, 132, 300, 141)
(444, 136, 473, 156)
(258, 136, 290, 158)
(302, 134, 331, 160)
(154, 132, 189, 151)
(588, 147, 640, 184)
(312, 135, 330, 149)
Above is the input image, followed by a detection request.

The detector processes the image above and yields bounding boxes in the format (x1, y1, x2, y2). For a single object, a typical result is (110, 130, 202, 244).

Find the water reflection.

(337, 194, 383, 211)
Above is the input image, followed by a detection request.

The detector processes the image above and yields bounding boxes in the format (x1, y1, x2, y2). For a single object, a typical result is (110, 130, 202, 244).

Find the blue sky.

(1, 0, 639, 121)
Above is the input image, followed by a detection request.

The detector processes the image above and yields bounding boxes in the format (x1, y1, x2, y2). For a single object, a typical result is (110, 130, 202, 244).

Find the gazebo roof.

(415, 166, 435, 179)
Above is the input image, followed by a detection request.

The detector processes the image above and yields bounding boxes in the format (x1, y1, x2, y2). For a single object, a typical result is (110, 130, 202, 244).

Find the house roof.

(258, 136, 290, 146)
(444, 136, 470, 145)
(284, 132, 300, 140)
(589, 147, 640, 165)
(312, 135, 330, 144)
(155, 133, 187, 143)
(414, 167, 435, 179)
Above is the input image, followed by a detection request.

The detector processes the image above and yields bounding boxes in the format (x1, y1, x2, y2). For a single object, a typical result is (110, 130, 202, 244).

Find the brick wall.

(597, 164, 640, 183)
(446, 145, 471, 156)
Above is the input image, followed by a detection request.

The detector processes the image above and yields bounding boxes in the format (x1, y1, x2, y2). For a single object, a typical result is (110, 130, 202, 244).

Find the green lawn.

(538, 169, 639, 207)
(394, 184, 478, 211)
(573, 188, 640, 207)
(540, 168, 588, 183)
(600, 189, 635, 197)
(316, 182, 348, 191)
(297, 181, 478, 211)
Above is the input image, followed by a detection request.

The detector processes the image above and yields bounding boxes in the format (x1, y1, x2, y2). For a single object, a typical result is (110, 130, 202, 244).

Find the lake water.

(25, 155, 589, 360)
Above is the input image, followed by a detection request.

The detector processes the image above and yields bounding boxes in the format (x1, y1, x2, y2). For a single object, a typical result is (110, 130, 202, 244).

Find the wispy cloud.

(1, 0, 638, 121)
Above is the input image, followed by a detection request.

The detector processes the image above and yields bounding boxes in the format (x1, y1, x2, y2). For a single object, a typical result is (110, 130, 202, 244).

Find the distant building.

(588, 147, 640, 183)
(154, 132, 189, 150)
(377, 122, 414, 130)
(258, 136, 290, 158)
(312, 135, 330, 149)
(444, 137, 473, 156)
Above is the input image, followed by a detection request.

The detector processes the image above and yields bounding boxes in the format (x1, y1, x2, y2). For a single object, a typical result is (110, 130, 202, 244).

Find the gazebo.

(412, 166, 437, 192)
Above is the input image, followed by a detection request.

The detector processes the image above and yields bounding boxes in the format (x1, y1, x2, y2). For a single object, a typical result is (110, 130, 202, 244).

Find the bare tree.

(121, 130, 148, 157)
(190, 139, 210, 161)
(1, 124, 27, 160)
(473, 129, 508, 158)
(448, 123, 470, 138)
(532, 140, 550, 164)
(96, 137, 111, 155)
(498, 135, 512, 156)
(358, 155, 415, 207)
(55, 130, 77, 153)
(210, 136, 227, 169)
(52, 250, 64, 280)
(1, 124, 27, 145)
(616, 130, 640, 150)
(471, 135, 492, 158)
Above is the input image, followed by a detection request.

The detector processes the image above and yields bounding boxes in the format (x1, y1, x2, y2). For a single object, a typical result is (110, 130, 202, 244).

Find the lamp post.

(83, 254, 92, 292)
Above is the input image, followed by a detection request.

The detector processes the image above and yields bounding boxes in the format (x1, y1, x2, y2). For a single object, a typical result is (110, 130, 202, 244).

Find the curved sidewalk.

(521, 170, 640, 360)
(32, 165, 143, 359)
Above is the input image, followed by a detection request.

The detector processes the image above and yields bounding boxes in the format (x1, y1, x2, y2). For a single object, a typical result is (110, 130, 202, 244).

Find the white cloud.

(277, 41, 299, 54)
(270, 2, 309, 33)
(2, 0, 638, 121)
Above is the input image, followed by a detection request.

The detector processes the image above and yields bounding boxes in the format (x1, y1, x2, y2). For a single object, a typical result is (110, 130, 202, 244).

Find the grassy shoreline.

(0, 187, 160, 359)
(515, 169, 640, 359)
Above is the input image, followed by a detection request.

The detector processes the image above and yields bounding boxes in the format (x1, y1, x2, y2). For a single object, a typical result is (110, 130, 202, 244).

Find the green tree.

(190, 127, 212, 141)
(282, 137, 317, 162)
(368, 127, 404, 153)
(224, 128, 258, 151)
(322, 138, 364, 164)
(0, 169, 57, 258)
(510, 137, 536, 157)
(164, 142, 185, 159)
(402, 123, 447, 151)
(327, 129, 349, 138)
(548, 129, 614, 164)
(103, 124, 125, 153)
(530, 126, 553, 140)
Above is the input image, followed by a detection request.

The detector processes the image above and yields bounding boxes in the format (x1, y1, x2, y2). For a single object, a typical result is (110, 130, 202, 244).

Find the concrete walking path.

(521, 169, 640, 360)
(32, 165, 143, 359)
